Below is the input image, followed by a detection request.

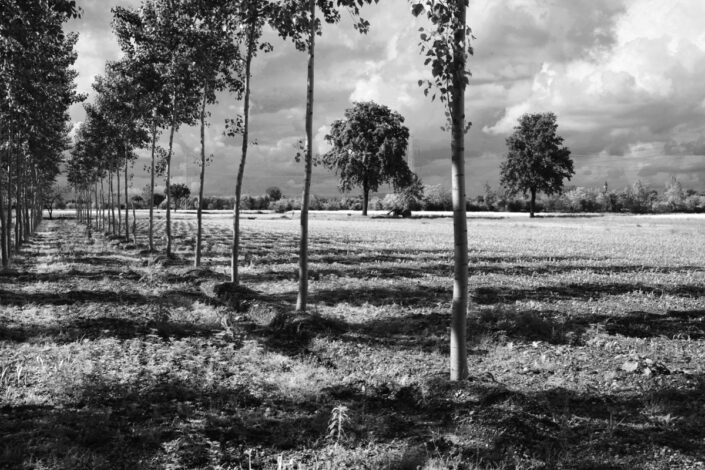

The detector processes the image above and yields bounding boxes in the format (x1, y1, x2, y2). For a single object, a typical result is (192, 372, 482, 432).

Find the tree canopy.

(500, 112, 574, 217)
(166, 183, 191, 210)
(1, 0, 83, 265)
(323, 101, 414, 215)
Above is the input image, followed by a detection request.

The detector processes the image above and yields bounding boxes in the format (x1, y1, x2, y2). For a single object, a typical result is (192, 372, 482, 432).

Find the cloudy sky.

(65, 0, 705, 198)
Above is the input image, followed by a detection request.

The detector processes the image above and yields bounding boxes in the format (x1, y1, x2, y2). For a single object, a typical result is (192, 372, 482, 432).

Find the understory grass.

(1, 212, 704, 469)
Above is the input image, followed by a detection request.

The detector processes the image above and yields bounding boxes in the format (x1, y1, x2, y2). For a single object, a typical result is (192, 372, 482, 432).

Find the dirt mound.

(166, 267, 228, 284)
(268, 311, 347, 337)
(202, 282, 260, 311)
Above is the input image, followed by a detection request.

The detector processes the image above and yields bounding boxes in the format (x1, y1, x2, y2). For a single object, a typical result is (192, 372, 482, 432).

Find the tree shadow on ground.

(0, 289, 156, 306)
(6, 366, 702, 469)
(0, 269, 143, 284)
(472, 282, 705, 304)
(234, 262, 704, 284)
(0, 315, 222, 344)
(254, 302, 705, 361)
(605, 310, 705, 339)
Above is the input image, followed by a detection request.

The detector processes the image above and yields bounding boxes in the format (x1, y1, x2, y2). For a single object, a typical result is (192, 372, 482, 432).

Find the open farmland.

(1, 212, 705, 469)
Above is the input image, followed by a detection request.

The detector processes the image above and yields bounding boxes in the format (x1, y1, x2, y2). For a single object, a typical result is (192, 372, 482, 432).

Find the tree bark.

(529, 188, 536, 218)
(0, 166, 7, 267)
(100, 177, 105, 232)
(108, 169, 114, 234)
(165, 101, 177, 257)
(3, 150, 11, 262)
(14, 150, 21, 252)
(231, 23, 255, 285)
(94, 182, 99, 232)
(23, 181, 30, 241)
(6, 148, 13, 257)
(362, 179, 369, 216)
(195, 88, 207, 267)
(296, 0, 315, 313)
(449, 0, 469, 381)
(124, 156, 129, 240)
(116, 161, 123, 236)
(148, 113, 157, 251)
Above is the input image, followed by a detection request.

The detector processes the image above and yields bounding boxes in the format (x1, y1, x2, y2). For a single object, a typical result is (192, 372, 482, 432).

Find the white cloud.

(65, 0, 705, 195)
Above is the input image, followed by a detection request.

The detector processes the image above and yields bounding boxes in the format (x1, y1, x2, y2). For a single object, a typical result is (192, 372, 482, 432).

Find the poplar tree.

(112, 0, 200, 257)
(272, 0, 375, 312)
(1, 0, 82, 266)
(411, 0, 472, 380)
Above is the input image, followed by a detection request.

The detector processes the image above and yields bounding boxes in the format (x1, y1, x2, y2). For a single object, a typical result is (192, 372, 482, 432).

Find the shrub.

(265, 186, 282, 201)
(130, 195, 145, 209)
(506, 198, 529, 212)
(684, 195, 705, 213)
(240, 195, 269, 210)
(340, 196, 362, 211)
(322, 198, 342, 211)
(421, 185, 452, 210)
(309, 195, 326, 210)
(564, 187, 600, 212)
(369, 197, 383, 210)
(466, 199, 484, 211)
(203, 197, 234, 210)
(651, 201, 672, 214)
(543, 194, 570, 212)
(184, 197, 199, 210)
(271, 198, 301, 213)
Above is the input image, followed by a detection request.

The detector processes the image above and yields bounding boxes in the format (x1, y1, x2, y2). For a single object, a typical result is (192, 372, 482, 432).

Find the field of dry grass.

(1, 211, 704, 469)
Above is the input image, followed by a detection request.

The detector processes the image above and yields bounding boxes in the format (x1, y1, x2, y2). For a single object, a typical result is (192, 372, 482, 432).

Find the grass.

(1, 211, 705, 469)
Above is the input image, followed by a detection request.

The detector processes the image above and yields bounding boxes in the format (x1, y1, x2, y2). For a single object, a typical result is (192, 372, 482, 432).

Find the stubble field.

(1, 210, 704, 469)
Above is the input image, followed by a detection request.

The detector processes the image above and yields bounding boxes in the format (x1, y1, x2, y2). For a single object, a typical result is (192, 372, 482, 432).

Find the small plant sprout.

(327, 404, 350, 446)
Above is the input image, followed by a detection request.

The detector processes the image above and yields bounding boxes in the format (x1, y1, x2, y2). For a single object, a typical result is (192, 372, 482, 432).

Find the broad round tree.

(323, 101, 414, 215)
(500, 112, 574, 217)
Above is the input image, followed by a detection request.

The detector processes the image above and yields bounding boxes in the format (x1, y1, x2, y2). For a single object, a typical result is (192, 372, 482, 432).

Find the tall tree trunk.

(22, 182, 29, 241)
(100, 178, 105, 232)
(362, 179, 369, 216)
(131, 203, 136, 243)
(116, 162, 122, 236)
(86, 189, 92, 235)
(14, 151, 21, 252)
(108, 169, 114, 234)
(529, 188, 536, 218)
(149, 112, 157, 252)
(231, 24, 255, 285)
(4, 155, 11, 261)
(0, 169, 7, 268)
(6, 152, 13, 257)
(124, 157, 129, 240)
(165, 103, 177, 257)
(94, 182, 99, 232)
(296, 0, 315, 312)
(195, 88, 207, 267)
(449, 0, 469, 381)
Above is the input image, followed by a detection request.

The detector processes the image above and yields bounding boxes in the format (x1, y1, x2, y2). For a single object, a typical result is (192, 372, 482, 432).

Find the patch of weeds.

(473, 307, 583, 345)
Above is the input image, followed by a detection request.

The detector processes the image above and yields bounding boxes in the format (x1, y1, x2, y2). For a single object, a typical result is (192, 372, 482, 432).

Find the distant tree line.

(479, 179, 705, 215)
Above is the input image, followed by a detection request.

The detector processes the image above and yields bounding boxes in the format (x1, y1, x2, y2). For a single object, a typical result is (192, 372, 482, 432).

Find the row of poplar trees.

(67, 0, 473, 380)
(0, 1, 83, 268)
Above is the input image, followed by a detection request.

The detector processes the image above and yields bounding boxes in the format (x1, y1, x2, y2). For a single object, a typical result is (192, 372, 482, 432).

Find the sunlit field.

(1, 211, 704, 469)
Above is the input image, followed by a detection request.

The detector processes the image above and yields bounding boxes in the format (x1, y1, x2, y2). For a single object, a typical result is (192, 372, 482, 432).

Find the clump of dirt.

(266, 311, 348, 352)
(144, 254, 184, 268)
(167, 267, 228, 285)
(208, 282, 260, 311)
(269, 311, 347, 335)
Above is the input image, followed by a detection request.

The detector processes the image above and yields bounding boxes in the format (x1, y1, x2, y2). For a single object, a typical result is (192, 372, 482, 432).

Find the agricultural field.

(1, 211, 705, 469)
